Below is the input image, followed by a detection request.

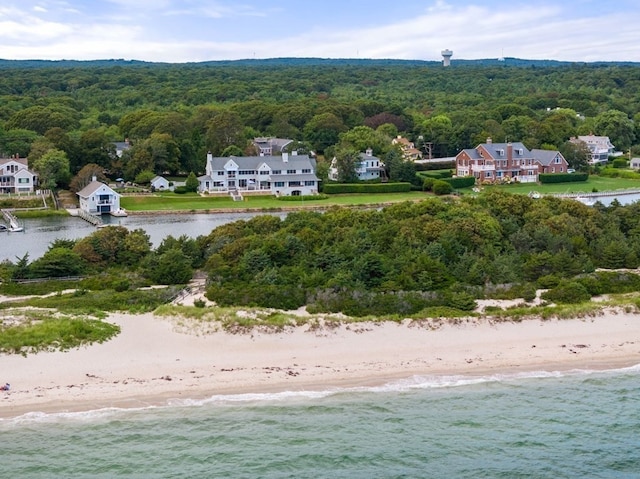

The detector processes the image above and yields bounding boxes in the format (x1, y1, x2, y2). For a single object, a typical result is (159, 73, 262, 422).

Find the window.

(554, 157, 561, 163)
(486, 171, 492, 177)
(304, 180, 315, 186)
(302, 168, 311, 174)
(260, 170, 269, 175)
(272, 170, 281, 175)
(274, 181, 285, 187)
(18, 178, 29, 184)
(287, 169, 296, 174)
(217, 171, 224, 176)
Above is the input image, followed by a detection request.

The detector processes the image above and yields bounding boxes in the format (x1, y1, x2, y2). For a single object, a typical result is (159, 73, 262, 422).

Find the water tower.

(441, 49, 453, 67)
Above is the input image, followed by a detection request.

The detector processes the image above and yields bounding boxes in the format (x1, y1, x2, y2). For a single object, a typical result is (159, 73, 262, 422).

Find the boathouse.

(77, 179, 121, 215)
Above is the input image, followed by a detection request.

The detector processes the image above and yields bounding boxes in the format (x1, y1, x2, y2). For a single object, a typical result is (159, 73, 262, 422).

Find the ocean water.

(2, 367, 639, 478)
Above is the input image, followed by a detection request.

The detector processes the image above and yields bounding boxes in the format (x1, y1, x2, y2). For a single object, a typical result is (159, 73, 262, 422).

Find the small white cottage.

(77, 179, 122, 215)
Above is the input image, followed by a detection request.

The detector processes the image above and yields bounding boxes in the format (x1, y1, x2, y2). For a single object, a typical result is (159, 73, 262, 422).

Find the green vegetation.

(0, 311, 120, 355)
(120, 191, 427, 211)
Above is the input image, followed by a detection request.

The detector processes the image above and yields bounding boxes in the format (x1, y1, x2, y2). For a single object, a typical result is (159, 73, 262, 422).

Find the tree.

(0, 128, 39, 157)
(338, 126, 390, 156)
(142, 248, 193, 285)
(303, 113, 347, 154)
(29, 248, 86, 278)
(205, 110, 245, 156)
(559, 140, 591, 171)
(594, 110, 636, 151)
(333, 148, 360, 183)
(69, 164, 109, 193)
(185, 171, 199, 192)
(31, 148, 71, 189)
(75, 129, 115, 171)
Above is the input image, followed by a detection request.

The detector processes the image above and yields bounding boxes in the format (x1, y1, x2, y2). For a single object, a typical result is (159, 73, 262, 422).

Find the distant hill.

(0, 57, 638, 69)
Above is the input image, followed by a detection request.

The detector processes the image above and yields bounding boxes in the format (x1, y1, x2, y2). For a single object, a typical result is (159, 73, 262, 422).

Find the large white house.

(328, 149, 385, 181)
(571, 135, 616, 164)
(77, 179, 122, 215)
(0, 156, 39, 194)
(198, 152, 320, 196)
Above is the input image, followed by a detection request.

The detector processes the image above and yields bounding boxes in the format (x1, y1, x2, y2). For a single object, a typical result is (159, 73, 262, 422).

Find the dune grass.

(0, 311, 120, 355)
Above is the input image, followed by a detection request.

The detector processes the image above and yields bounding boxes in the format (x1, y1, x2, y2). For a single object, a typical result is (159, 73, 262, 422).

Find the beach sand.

(1, 310, 640, 418)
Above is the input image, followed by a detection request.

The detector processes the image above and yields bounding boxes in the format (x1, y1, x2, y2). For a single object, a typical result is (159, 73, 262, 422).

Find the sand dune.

(1, 310, 639, 418)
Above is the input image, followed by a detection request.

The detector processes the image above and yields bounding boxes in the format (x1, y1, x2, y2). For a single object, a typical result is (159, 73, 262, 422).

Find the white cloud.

(0, 1, 639, 62)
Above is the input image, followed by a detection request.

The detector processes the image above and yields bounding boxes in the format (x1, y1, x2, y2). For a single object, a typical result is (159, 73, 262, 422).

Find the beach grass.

(0, 311, 120, 355)
(0, 288, 179, 315)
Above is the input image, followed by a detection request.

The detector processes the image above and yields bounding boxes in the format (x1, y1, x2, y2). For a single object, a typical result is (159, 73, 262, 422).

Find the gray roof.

(208, 154, 316, 171)
(77, 180, 118, 198)
(531, 149, 564, 166)
(480, 142, 530, 158)
(270, 173, 319, 182)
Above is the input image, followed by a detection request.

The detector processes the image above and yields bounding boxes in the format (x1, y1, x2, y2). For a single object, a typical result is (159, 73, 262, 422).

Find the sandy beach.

(1, 308, 640, 419)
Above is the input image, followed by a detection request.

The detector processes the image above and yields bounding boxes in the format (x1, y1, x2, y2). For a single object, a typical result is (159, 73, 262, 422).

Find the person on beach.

(1, 383, 10, 391)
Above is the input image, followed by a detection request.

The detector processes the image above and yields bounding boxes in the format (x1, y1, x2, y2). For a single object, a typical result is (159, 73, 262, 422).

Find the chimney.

(92, 175, 97, 182)
(486, 137, 492, 144)
(207, 151, 213, 162)
(365, 148, 373, 157)
(507, 142, 513, 161)
(282, 152, 289, 162)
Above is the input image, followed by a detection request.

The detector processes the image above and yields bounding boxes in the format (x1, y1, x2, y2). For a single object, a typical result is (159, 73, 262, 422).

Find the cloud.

(0, 1, 639, 62)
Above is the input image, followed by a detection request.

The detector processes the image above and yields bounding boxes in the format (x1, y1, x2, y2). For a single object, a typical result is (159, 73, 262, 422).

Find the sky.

(0, 0, 639, 63)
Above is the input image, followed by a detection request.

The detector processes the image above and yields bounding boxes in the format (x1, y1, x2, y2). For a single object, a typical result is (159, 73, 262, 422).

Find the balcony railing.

(471, 165, 496, 172)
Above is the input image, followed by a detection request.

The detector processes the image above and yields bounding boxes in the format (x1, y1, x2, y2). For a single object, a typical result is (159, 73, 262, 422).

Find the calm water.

(1, 366, 639, 478)
(0, 212, 285, 262)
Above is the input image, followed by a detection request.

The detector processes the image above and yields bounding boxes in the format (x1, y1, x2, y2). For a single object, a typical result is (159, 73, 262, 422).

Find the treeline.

(3, 192, 640, 315)
(0, 61, 639, 187)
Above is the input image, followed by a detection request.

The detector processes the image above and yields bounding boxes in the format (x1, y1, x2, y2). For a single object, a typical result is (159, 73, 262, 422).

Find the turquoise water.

(2, 367, 639, 478)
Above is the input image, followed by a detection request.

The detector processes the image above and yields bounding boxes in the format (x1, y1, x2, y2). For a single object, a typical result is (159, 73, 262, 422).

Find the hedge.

(443, 176, 476, 188)
(415, 161, 456, 171)
(419, 170, 453, 179)
(539, 173, 588, 183)
(323, 182, 412, 194)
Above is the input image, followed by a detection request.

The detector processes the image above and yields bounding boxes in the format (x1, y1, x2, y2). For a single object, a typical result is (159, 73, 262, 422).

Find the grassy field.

(120, 191, 429, 212)
(459, 175, 640, 195)
(119, 175, 640, 212)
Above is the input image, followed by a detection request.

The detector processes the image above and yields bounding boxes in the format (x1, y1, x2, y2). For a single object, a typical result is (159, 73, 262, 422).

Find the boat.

(575, 195, 595, 206)
(0, 224, 7, 231)
(8, 226, 24, 232)
(111, 208, 128, 217)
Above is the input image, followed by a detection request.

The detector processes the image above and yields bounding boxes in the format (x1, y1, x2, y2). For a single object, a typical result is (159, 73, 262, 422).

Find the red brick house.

(455, 138, 568, 183)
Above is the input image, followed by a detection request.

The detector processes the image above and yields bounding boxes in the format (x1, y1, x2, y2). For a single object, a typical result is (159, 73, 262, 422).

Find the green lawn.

(460, 175, 640, 196)
(120, 191, 429, 212)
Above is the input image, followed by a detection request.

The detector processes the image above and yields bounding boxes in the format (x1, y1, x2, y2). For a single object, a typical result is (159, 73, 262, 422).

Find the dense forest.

(0, 59, 639, 186)
(5, 191, 640, 317)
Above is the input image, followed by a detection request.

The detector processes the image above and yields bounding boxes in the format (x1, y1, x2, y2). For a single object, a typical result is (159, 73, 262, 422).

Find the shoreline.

(2, 310, 640, 420)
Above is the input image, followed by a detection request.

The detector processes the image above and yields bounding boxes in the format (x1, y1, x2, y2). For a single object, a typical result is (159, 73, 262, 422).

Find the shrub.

(174, 186, 188, 194)
(541, 280, 591, 304)
(443, 176, 476, 189)
(432, 179, 453, 195)
(322, 182, 412, 194)
(539, 173, 588, 183)
(423, 177, 435, 191)
(612, 158, 628, 169)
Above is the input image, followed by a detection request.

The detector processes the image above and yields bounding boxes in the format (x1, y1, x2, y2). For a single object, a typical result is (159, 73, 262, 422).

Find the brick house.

(455, 139, 568, 183)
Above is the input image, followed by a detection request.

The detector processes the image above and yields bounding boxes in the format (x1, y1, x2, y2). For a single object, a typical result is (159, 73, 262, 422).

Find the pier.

(1, 209, 24, 232)
(67, 208, 103, 226)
